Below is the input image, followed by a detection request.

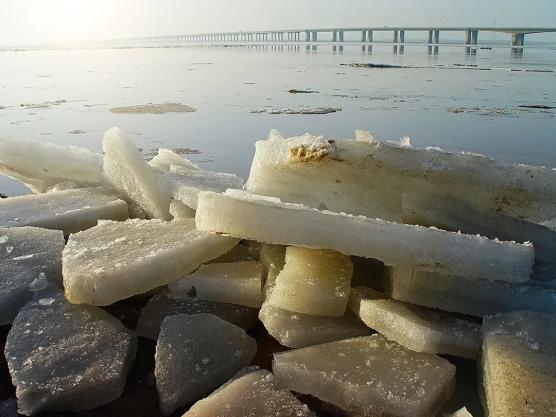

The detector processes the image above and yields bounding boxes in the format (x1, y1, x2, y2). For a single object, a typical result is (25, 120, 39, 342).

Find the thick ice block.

(5, 293, 136, 415)
(245, 132, 556, 222)
(63, 218, 239, 305)
(380, 266, 556, 317)
(273, 334, 456, 417)
(0, 188, 129, 234)
(0, 137, 103, 193)
(259, 303, 370, 348)
(148, 148, 200, 173)
(160, 165, 243, 210)
(0, 227, 64, 324)
(265, 247, 353, 317)
(155, 314, 257, 415)
(260, 243, 285, 295)
(183, 369, 315, 417)
(168, 261, 264, 308)
(102, 127, 171, 219)
(349, 287, 481, 358)
(169, 200, 195, 219)
(481, 311, 556, 417)
(136, 293, 259, 339)
(196, 190, 533, 282)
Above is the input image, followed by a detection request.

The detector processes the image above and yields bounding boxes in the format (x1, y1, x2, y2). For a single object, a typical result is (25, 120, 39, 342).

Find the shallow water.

(1, 42, 555, 195)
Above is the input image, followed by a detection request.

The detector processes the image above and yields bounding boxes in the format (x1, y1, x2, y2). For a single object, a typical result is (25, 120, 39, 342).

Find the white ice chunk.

(148, 148, 200, 173)
(260, 243, 285, 295)
(444, 407, 473, 417)
(169, 200, 195, 219)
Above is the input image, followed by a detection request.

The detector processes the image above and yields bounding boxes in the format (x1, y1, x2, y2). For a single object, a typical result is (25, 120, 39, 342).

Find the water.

(1, 43, 555, 196)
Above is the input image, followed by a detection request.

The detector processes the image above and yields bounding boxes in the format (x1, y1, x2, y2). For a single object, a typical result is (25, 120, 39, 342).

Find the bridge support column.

(434, 30, 440, 44)
(399, 30, 405, 43)
(393, 30, 399, 43)
(428, 30, 433, 44)
(305, 31, 310, 42)
(361, 31, 367, 42)
(311, 31, 318, 42)
(511, 33, 525, 46)
(332, 31, 337, 42)
(367, 30, 373, 43)
(339, 30, 344, 42)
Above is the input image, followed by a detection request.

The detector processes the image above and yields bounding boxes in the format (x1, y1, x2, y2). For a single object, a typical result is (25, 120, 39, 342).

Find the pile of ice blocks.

(0, 126, 554, 417)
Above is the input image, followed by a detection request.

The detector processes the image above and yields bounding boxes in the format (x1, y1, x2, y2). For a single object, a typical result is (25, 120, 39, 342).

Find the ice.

(168, 261, 264, 308)
(102, 127, 171, 219)
(169, 200, 195, 219)
(259, 243, 286, 295)
(0, 188, 129, 234)
(380, 266, 556, 317)
(159, 164, 243, 210)
(265, 247, 353, 317)
(196, 190, 533, 282)
(63, 218, 239, 305)
(349, 287, 481, 358)
(273, 334, 456, 417)
(183, 369, 316, 417)
(211, 240, 260, 263)
(5, 293, 136, 415)
(155, 314, 257, 415)
(259, 303, 370, 348)
(0, 227, 64, 324)
(444, 407, 473, 417)
(0, 137, 103, 193)
(481, 311, 556, 417)
(148, 148, 200, 173)
(245, 132, 556, 222)
(136, 292, 259, 339)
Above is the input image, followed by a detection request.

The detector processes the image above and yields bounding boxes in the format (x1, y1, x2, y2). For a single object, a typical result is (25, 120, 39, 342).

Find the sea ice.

(196, 190, 534, 282)
(273, 334, 456, 417)
(259, 303, 370, 348)
(63, 218, 239, 305)
(5, 293, 136, 415)
(148, 148, 200, 173)
(168, 261, 264, 308)
(264, 247, 353, 317)
(259, 243, 285, 295)
(102, 127, 171, 219)
(183, 369, 316, 417)
(0, 188, 129, 234)
(169, 200, 195, 219)
(0, 137, 103, 193)
(481, 310, 556, 417)
(155, 314, 257, 415)
(349, 287, 481, 358)
(0, 227, 64, 324)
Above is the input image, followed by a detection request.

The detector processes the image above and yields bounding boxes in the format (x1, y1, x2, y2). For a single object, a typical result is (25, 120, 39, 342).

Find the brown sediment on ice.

(110, 103, 197, 114)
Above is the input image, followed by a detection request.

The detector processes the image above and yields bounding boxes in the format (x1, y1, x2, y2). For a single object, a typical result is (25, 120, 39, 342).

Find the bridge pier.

(339, 30, 344, 42)
(399, 30, 405, 43)
(434, 30, 440, 44)
(393, 30, 398, 43)
(311, 31, 318, 42)
(367, 30, 373, 43)
(333, 31, 337, 42)
(511, 33, 525, 46)
(361, 30, 367, 42)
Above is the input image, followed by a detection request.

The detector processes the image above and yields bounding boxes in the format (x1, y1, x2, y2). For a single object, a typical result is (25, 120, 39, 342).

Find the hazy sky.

(2, 0, 556, 45)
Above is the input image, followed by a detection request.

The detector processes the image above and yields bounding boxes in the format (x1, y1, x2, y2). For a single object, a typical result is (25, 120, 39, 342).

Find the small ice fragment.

(6, 246, 13, 254)
(148, 148, 200, 173)
(12, 254, 34, 261)
(28, 272, 49, 292)
(0, 235, 8, 244)
(37, 297, 55, 306)
(260, 243, 285, 295)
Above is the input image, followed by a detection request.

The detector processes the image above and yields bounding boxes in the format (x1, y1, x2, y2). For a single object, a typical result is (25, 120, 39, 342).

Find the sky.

(2, 0, 556, 45)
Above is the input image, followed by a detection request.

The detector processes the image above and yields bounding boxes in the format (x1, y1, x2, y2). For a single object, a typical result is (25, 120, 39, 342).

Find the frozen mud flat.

(245, 132, 556, 223)
(0, 188, 129, 234)
(481, 311, 556, 417)
(5, 293, 136, 415)
(349, 287, 481, 358)
(63, 218, 239, 305)
(273, 334, 456, 417)
(184, 369, 316, 417)
(0, 227, 64, 324)
(155, 314, 257, 415)
(196, 190, 533, 282)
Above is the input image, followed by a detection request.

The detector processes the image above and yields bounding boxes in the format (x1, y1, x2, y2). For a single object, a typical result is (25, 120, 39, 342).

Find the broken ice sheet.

(5, 293, 136, 415)
(195, 190, 534, 282)
(148, 148, 200, 173)
(0, 227, 64, 324)
(349, 287, 481, 358)
(155, 314, 257, 415)
(481, 310, 556, 417)
(265, 247, 353, 317)
(63, 218, 239, 305)
(259, 243, 285, 295)
(0, 188, 129, 234)
(273, 334, 456, 417)
(183, 369, 316, 417)
(169, 200, 195, 219)
(168, 261, 264, 308)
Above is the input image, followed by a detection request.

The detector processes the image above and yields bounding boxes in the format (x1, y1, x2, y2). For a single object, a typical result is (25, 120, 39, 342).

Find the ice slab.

(444, 407, 473, 417)
(259, 303, 370, 348)
(0, 188, 129, 234)
(159, 164, 243, 210)
(273, 334, 456, 417)
(169, 200, 195, 219)
(102, 127, 171, 220)
(136, 292, 259, 339)
(168, 261, 264, 308)
(155, 314, 257, 415)
(63, 218, 239, 305)
(260, 243, 286, 295)
(380, 266, 556, 317)
(265, 247, 353, 317)
(349, 287, 481, 358)
(0, 227, 64, 324)
(211, 240, 260, 263)
(481, 311, 556, 417)
(148, 148, 200, 173)
(0, 137, 103, 193)
(183, 369, 315, 417)
(196, 190, 533, 282)
(5, 293, 136, 415)
(245, 132, 556, 223)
